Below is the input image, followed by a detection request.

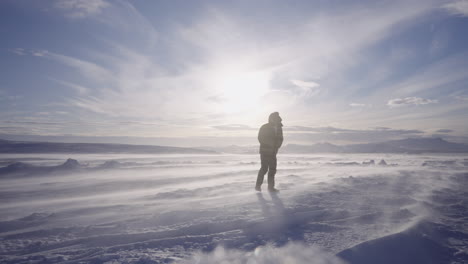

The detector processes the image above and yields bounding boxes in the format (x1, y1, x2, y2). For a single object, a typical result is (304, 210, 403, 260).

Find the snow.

(0, 153, 467, 263)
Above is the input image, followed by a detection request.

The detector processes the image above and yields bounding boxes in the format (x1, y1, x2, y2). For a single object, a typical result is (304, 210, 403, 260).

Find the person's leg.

(256, 153, 268, 188)
(267, 154, 277, 190)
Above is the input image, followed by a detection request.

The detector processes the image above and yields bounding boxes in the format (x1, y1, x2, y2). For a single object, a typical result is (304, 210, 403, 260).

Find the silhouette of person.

(255, 112, 283, 192)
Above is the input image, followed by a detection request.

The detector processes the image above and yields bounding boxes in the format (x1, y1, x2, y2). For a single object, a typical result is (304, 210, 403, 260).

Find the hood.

(268, 112, 283, 126)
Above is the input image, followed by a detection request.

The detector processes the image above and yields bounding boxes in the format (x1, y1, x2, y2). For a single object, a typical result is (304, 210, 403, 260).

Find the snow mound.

(422, 160, 457, 167)
(57, 158, 81, 169)
(178, 243, 345, 264)
(378, 159, 387, 166)
(0, 162, 32, 173)
(98, 160, 122, 169)
(0, 158, 83, 176)
(326, 161, 360, 166)
(19, 212, 55, 221)
(337, 220, 462, 264)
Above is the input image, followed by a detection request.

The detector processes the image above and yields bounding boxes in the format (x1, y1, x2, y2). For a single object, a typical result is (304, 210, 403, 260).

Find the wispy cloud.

(49, 1, 435, 120)
(31, 50, 48, 57)
(285, 126, 354, 133)
(44, 51, 113, 84)
(49, 78, 90, 95)
(444, 0, 468, 16)
(0, 90, 22, 101)
(290, 79, 320, 96)
(287, 127, 424, 144)
(0, 119, 176, 139)
(212, 124, 256, 131)
(11, 0, 466, 143)
(387, 97, 438, 107)
(385, 51, 468, 96)
(10, 48, 26, 56)
(10, 48, 48, 57)
(54, 0, 110, 18)
(436, 129, 453, 133)
(349, 103, 367, 107)
(211, 124, 424, 140)
(454, 95, 468, 101)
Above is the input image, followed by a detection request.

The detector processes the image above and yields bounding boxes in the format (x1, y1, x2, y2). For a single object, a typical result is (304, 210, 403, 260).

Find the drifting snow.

(0, 153, 467, 263)
(179, 243, 345, 264)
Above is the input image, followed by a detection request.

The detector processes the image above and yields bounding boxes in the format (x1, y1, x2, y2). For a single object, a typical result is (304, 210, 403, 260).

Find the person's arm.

(276, 127, 284, 150)
(258, 125, 267, 145)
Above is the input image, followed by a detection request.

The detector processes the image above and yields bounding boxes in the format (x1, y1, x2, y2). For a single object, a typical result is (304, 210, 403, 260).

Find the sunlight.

(209, 65, 271, 113)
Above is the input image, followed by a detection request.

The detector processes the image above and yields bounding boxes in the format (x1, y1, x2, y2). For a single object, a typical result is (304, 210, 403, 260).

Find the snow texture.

(0, 153, 467, 263)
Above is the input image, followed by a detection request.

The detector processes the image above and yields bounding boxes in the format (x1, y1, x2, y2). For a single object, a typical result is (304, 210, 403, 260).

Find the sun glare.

(210, 67, 271, 113)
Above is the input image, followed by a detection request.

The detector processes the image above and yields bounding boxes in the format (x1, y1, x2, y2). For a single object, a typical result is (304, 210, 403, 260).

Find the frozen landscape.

(1, 151, 467, 263)
(3, 0, 468, 263)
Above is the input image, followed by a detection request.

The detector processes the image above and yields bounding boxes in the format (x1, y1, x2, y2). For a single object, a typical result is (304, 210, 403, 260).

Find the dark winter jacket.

(258, 122, 283, 155)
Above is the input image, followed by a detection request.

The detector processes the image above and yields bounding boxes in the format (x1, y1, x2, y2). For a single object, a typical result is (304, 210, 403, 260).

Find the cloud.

(49, 78, 90, 95)
(67, 96, 115, 115)
(281, 126, 425, 144)
(31, 50, 48, 57)
(287, 126, 423, 136)
(177, 243, 345, 264)
(291, 80, 319, 89)
(0, 119, 178, 139)
(383, 51, 468, 96)
(178, 124, 424, 140)
(9, 48, 47, 57)
(387, 97, 438, 107)
(212, 124, 256, 131)
(54, 0, 110, 18)
(12, 47, 98, 79)
(374, 126, 392, 130)
(285, 126, 353, 133)
(25, 0, 459, 139)
(443, 0, 468, 16)
(10, 48, 26, 56)
(287, 127, 424, 144)
(0, 91, 22, 101)
(290, 79, 320, 96)
(206, 95, 226, 103)
(435, 129, 453, 133)
(349, 103, 366, 107)
(0, 122, 428, 146)
(42, 50, 114, 86)
(454, 95, 468, 101)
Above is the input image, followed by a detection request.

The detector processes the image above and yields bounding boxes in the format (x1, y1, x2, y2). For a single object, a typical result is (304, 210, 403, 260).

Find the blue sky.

(1, 0, 468, 146)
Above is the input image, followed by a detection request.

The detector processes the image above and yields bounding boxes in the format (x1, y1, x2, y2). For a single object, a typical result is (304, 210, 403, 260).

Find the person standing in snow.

(255, 112, 283, 192)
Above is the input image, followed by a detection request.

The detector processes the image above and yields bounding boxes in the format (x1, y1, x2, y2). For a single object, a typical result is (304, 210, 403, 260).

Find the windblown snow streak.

(0, 153, 467, 263)
(178, 243, 345, 264)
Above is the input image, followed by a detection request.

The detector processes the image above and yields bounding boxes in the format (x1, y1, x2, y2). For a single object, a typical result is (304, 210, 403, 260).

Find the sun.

(209, 66, 271, 113)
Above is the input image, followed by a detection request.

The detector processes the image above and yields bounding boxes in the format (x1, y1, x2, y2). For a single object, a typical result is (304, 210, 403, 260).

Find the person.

(255, 112, 283, 192)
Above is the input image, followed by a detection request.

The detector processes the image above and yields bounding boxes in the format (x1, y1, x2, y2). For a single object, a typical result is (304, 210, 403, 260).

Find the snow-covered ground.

(0, 153, 467, 263)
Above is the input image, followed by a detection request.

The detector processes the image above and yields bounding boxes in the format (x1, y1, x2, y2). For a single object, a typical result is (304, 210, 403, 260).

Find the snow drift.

(178, 243, 345, 264)
(0, 153, 467, 263)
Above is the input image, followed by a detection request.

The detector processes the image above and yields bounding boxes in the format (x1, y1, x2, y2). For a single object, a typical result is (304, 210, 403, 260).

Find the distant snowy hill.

(202, 138, 468, 154)
(281, 138, 468, 154)
(0, 158, 84, 177)
(201, 145, 258, 154)
(1, 137, 467, 155)
(282, 142, 344, 153)
(0, 139, 216, 154)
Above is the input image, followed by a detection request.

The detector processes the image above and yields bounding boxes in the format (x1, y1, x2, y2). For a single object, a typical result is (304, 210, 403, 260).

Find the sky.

(1, 0, 468, 147)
